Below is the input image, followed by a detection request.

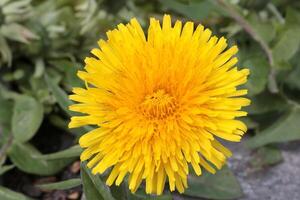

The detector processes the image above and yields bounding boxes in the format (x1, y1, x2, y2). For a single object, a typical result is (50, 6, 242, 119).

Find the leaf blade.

(33, 145, 82, 160)
(81, 163, 115, 200)
(81, 163, 105, 200)
(184, 165, 243, 199)
(0, 165, 14, 175)
(8, 143, 73, 175)
(36, 178, 81, 190)
(0, 186, 33, 200)
(246, 107, 300, 148)
(44, 73, 73, 116)
(12, 95, 44, 143)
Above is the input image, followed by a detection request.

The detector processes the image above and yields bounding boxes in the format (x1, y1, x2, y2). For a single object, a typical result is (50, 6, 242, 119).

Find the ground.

(229, 140, 300, 200)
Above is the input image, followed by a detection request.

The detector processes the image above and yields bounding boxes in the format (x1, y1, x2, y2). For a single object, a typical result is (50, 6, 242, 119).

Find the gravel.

(228, 140, 300, 200)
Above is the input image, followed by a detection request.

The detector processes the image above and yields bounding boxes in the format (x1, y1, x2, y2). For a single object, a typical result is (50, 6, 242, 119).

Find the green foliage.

(272, 27, 300, 68)
(0, 98, 13, 127)
(0, 165, 14, 175)
(160, 0, 221, 21)
(184, 166, 243, 199)
(81, 163, 115, 200)
(128, 190, 172, 200)
(81, 162, 173, 200)
(0, 0, 300, 199)
(245, 92, 287, 114)
(44, 73, 73, 116)
(242, 57, 269, 96)
(247, 106, 300, 148)
(81, 163, 105, 200)
(250, 146, 283, 168)
(33, 145, 82, 160)
(8, 142, 73, 175)
(12, 95, 43, 142)
(0, 186, 33, 200)
(247, 13, 276, 43)
(36, 178, 81, 190)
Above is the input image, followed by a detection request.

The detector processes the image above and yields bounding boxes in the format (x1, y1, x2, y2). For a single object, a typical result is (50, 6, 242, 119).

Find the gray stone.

(228, 140, 300, 200)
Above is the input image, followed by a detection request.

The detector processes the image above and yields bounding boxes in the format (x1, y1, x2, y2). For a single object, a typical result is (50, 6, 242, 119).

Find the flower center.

(139, 89, 178, 120)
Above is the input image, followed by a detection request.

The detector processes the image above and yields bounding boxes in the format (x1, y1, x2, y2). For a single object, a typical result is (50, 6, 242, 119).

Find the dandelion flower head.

(69, 15, 250, 195)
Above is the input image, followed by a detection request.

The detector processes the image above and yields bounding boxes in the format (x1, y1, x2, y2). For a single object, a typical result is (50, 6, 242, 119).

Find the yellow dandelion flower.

(69, 14, 250, 195)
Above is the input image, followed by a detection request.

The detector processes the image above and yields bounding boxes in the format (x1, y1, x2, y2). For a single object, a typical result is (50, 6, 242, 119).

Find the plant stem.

(216, 0, 279, 93)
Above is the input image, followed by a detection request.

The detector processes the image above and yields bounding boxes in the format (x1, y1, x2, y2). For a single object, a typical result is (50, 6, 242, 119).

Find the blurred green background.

(1, 0, 300, 199)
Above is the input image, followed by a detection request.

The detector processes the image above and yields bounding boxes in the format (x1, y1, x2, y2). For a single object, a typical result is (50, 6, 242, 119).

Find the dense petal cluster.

(69, 15, 250, 195)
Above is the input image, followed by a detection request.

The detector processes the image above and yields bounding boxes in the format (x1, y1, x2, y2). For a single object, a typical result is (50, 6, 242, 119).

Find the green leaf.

(45, 73, 93, 134)
(33, 145, 82, 160)
(250, 146, 283, 168)
(246, 92, 287, 115)
(36, 178, 81, 190)
(272, 27, 300, 66)
(48, 114, 70, 131)
(160, 0, 220, 21)
(0, 98, 13, 127)
(12, 95, 44, 143)
(108, 184, 127, 200)
(29, 77, 53, 105)
(246, 106, 300, 148)
(0, 35, 12, 66)
(0, 125, 11, 148)
(0, 83, 20, 100)
(259, 147, 282, 165)
(81, 163, 115, 200)
(248, 13, 275, 43)
(242, 57, 269, 96)
(285, 61, 300, 90)
(128, 189, 172, 200)
(0, 186, 33, 200)
(45, 73, 73, 116)
(285, 7, 300, 26)
(8, 142, 73, 175)
(240, 117, 258, 129)
(50, 59, 84, 89)
(110, 182, 172, 200)
(0, 23, 39, 44)
(0, 165, 14, 175)
(81, 163, 105, 200)
(184, 165, 243, 199)
(81, 168, 172, 200)
(33, 58, 45, 78)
